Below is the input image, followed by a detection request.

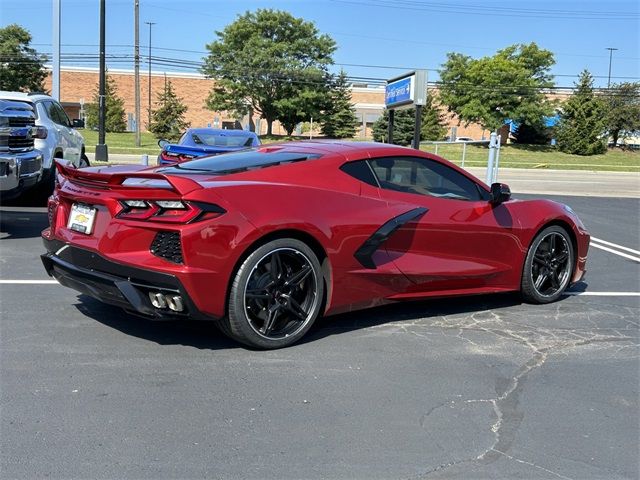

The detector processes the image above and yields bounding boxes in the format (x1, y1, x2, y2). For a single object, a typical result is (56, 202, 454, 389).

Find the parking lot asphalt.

(1, 193, 638, 479)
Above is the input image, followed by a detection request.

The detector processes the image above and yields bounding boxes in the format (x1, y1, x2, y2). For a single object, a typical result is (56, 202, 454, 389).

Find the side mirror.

(158, 139, 168, 149)
(490, 182, 511, 205)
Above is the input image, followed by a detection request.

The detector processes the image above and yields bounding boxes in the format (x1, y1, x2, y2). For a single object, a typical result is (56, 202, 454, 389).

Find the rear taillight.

(47, 197, 57, 227)
(159, 150, 195, 164)
(116, 200, 225, 224)
(32, 126, 48, 139)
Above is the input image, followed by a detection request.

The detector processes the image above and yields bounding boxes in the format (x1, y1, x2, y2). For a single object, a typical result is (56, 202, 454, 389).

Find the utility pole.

(95, 0, 108, 161)
(134, 0, 141, 147)
(606, 47, 618, 88)
(145, 21, 156, 129)
(52, 0, 61, 100)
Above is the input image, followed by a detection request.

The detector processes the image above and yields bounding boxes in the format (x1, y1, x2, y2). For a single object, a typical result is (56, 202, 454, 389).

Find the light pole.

(134, 0, 141, 147)
(606, 47, 618, 88)
(96, 0, 108, 161)
(145, 21, 156, 129)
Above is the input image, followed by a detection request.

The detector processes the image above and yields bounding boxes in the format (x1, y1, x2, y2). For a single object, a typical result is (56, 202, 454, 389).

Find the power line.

(329, 0, 640, 20)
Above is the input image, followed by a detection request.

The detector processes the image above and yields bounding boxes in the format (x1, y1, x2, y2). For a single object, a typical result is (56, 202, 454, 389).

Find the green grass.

(80, 131, 311, 154)
(80, 130, 640, 172)
(80, 130, 161, 155)
(420, 143, 640, 172)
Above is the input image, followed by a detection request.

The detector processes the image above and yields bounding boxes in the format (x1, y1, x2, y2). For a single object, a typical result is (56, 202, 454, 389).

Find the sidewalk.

(87, 153, 640, 199)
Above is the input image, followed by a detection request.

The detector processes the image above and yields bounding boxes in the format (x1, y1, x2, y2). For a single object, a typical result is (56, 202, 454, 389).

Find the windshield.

(190, 132, 255, 147)
(159, 148, 321, 175)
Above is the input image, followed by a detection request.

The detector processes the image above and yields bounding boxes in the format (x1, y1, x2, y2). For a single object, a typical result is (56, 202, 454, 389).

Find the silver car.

(0, 91, 87, 195)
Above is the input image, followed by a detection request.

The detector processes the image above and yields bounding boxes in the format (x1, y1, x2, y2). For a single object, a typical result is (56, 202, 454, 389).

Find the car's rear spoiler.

(55, 159, 202, 196)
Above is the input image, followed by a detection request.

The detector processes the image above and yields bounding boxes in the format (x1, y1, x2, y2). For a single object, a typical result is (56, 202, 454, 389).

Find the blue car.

(157, 128, 261, 165)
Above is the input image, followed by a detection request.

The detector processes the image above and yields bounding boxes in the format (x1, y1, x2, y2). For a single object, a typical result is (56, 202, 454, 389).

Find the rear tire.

(521, 225, 574, 304)
(30, 163, 57, 205)
(221, 238, 324, 349)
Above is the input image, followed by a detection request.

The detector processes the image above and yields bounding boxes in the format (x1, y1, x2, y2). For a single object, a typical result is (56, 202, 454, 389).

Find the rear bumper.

(0, 150, 43, 199)
(41, 236, 213, 321)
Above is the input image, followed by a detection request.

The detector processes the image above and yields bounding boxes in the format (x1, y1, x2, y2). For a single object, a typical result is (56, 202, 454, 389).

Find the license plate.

(67, 203, 97, 234)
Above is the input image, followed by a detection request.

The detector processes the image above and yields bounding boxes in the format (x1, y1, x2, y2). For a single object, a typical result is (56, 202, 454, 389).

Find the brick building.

(46, 66, 490, 140)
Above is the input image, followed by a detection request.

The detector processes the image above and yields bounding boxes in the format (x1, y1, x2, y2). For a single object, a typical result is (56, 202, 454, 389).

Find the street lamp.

(145, 21, 156, 128)
(606, 47, 618, 88)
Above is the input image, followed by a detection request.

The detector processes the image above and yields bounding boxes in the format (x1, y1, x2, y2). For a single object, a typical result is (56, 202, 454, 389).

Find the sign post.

(385, 70, 427, 150)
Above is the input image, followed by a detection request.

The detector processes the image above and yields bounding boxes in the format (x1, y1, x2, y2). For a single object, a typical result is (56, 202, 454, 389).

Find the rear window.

(191, 132, 255, 147)
(159, 148, 321, 175)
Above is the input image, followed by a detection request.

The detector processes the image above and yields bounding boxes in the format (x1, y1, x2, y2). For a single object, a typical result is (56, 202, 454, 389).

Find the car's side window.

(43, 100, 68, 127)
(368, 156, 485, 201)
(340, 160, 379, 187)
(52, 102, 70, 127)
(43, 101, 57, 122)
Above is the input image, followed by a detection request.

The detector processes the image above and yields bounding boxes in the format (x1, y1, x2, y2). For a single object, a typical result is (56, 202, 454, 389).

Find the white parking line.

(565, 291, 640, 297)
(589, 243, 640, 263)
(591, 237, 640, 256)
(0, 280, 59, 284)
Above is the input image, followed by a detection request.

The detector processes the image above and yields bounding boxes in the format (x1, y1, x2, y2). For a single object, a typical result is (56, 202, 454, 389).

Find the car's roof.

(259, 140, 418, 157)
(0, 91, 52, 102)
(188, 128, 257, 136)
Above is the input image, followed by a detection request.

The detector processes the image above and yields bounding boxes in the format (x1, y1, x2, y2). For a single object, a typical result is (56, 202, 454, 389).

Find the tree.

(202, 9, 336, 136)
(273, 69, 329, 136)
(512, 121, 554, 145)
(148, 79, 190, 142)
(420, 94, 448, 141)
(439, 43, 556, 132)
(320, 71, 358, 139)
(0, 24, 47, 92)
(556, 70, 607, 155)
(372, 94, 447, 145)
(85, 75, 127, 132)
(603, 82, 640, 147)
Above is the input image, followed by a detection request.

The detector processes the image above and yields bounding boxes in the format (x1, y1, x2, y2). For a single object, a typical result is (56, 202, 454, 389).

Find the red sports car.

(41, 142, 589, 349)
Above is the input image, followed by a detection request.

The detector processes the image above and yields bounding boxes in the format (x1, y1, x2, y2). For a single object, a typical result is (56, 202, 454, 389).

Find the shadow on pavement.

(74, 295, 239, 350)
(72, 291, 538, 350)
(304, 293, 526, 345)
(0, 207, 49, 240)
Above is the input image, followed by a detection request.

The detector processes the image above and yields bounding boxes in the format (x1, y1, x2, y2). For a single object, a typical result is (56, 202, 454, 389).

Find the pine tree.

(420, 94, 448, 141)
(320, 71, 358, 138)
(372, 94, 447, 145)
(85, 74, 127, 132)
(556, 70, 607, 155)
(149, 79, 190, 142)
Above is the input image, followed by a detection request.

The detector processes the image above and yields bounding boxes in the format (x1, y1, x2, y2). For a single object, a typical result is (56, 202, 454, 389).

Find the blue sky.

(1, 0, 638, 88)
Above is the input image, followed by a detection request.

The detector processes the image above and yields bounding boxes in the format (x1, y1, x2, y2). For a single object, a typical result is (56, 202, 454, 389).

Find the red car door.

(368, 155, 523, 296)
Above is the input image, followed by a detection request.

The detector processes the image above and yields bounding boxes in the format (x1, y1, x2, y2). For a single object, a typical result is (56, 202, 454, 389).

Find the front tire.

(521, 225, 574, 303)
(222, 238, 324, 349)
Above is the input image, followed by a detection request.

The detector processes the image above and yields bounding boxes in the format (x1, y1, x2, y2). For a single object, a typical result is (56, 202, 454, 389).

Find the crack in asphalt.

(374, 302, 640, 480)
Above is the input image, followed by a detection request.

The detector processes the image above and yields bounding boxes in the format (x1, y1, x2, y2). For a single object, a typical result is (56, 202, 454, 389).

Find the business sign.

(385, 70, 427, 109)
(385, 76, 414, 108)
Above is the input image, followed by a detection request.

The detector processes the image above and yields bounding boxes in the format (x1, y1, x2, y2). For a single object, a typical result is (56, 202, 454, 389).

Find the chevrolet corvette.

(41, 141, 589, 349)
(157, 128, 260, 165)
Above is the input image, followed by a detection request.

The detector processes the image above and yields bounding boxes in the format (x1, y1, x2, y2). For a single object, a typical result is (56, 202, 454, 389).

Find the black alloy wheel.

(521, 225, 574, 303)
(223, 239, 324, 349)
